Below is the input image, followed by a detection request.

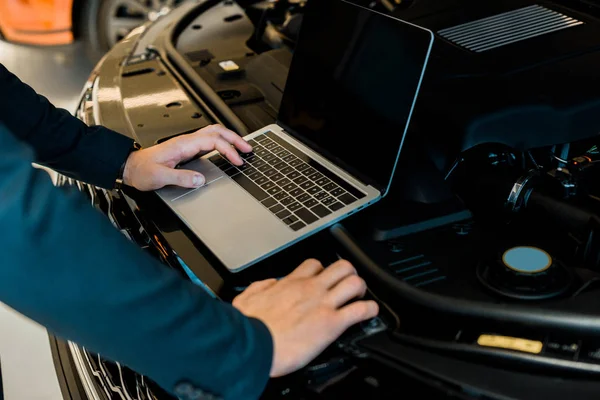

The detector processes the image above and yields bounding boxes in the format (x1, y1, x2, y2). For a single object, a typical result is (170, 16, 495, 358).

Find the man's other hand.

(123, 124, 252, 191)
(232, 259, 379, 378)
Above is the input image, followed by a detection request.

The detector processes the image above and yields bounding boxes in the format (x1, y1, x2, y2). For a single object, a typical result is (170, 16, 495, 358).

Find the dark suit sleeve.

(0, 125, 273, 400)
(0, 63, 134, 189)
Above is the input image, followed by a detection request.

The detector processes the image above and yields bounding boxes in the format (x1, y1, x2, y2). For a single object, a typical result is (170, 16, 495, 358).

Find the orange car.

(0, 0, 184, 57)
(0, 0, 74, 45)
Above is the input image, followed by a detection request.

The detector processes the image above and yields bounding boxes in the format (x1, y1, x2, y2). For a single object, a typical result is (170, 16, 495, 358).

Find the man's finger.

(324, 275, 367, 308)
(241, 278, 278, 297)
(316, 259, 357, 289)
(336, 300, 379, 328)
(158, 166, 205, 189)
(214, 138, 244, 165)
(287, 258, 325, 279)
(209, 125, 253, 153)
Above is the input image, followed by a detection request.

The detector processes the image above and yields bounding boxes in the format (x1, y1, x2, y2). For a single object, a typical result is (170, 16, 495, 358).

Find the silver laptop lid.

(276, 0, 434, 196)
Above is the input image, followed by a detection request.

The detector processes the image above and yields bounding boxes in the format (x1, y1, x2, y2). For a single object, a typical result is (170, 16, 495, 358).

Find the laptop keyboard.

(209, 131, 366, 231)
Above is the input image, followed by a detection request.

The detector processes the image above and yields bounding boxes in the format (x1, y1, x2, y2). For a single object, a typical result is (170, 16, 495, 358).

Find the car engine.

(58, 0, 600, 398)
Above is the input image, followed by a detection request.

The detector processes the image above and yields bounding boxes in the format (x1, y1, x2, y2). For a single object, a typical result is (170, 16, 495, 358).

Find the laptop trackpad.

(157, 158, 224, 201)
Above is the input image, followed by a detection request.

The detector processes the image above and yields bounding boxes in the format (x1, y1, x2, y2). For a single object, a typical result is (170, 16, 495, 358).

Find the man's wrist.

(115, 141, 141, 190)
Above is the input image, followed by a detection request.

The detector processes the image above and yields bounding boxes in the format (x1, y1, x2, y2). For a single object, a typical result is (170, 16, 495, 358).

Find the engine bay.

(68, 0, 600, 397)
(170, 0, 600, 304)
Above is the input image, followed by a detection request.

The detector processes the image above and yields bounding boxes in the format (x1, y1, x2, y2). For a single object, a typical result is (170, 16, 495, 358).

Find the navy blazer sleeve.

(0, 70, 274, 398)
(0, 63, 134, 189)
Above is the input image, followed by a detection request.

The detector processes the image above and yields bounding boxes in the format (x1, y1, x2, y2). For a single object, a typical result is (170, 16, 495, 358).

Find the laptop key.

(280, 166, 294, 175)
(307, 186, 321, 195)
(287, 171, 301, 180)
(224, 167, 239, 177)
(331, 187, 346, 197)
(270, 173, 285, 182)
(281, 197, 295, 206)
(247, 171, 263, 181)
(315, 177, 331, 187)
(267, 186, 283, 196)
(231, 174, 268, 201)
(262, 153, 277, 162)
(265, 141, 278, 150)
(303, 198, 318, 208)
(271, 145, 284, 154)
(297, 193, 311, 203)
(272, 161, 287, 170)
(238, 162, 252, 171)
(339, 193, 357, 205)
(288, 201, 302, 212)
(255, 176, 269, 185)
(302, 167, 317, 176)
(290, 188, 304, 198)
(282, 215, 299, 225)
(308, 172, 324, 181)
(274, 192, 288, 201)
(270, 204, 284, 214)
(293, 175, 308, 185)
(282, 154, 297, 163)
(329, 202, 344, 211)
(276, 209, 292, 219)
(257, 164, 271, 172)
(262, 197, 277, 208)
(249, 159, 266, 168)
(300, 181, 315, 190)
(261, 181, 276, 190)
(314, 191, 328, 200)
(296, 163, 310, 172)
(282, 183, 298, 192)
(323, 182, 338, 192)
(254, 135, 268, 142)
(289, 159, 303, 167)
(255, 148, 269, 157)
(321, 196, 336, 206)
(264, 169, 277, 177)
(247, 139, 258, 146)
(278, 150, 291, 158)
(209, 154, 227, 168)
(290, 221, 306, 231)
(277, 177, 291, 187)
(311, 204, 332, 218)
(295, 208, 318, 225)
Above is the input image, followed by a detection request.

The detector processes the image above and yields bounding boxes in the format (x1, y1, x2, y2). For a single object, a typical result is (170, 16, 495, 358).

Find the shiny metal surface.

(68, 343, 103, 400)
(438, 5, 584, 52)
(119, 58, 210, 147)
(157, 124, 380, 272)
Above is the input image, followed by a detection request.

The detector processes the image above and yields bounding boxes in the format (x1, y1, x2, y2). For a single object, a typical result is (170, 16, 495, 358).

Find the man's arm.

(0, 125, 273, 399)
(0, 63, 133, 189)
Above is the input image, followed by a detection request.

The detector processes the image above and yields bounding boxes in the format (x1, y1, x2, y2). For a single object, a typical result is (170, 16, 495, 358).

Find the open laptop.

(157, 0, 434, 272)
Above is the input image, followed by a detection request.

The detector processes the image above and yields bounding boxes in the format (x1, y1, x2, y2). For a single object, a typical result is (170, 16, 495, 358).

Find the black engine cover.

(393, 0, 600, 167)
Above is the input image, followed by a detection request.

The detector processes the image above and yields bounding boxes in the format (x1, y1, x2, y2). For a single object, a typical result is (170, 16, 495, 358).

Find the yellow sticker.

(219, 60, 240, 72)
(477, 334, 543, 354)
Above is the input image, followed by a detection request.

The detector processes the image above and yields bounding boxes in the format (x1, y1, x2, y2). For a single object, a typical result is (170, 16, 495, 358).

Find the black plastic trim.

(329, 223, 600, 335)
(159, 0, 249, 135)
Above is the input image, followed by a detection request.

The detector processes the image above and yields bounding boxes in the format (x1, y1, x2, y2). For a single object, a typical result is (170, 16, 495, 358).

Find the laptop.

(157, 0, 434, 272)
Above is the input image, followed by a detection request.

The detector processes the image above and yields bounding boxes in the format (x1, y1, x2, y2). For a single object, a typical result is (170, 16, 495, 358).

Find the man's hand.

(232, 259, 379, 378)
(123, 124, 252, 191)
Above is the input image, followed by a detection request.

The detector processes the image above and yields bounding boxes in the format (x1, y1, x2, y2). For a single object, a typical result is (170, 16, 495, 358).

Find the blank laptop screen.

(277, 0, 433, 192)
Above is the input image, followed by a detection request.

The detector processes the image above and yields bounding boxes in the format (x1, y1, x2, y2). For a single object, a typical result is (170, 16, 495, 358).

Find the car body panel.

(0, 0, 74, 46)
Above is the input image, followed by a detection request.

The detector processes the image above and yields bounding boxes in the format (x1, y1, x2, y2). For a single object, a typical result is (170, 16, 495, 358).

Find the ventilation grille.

(388, 253, 447, 288)
(438, 5, 584, 52)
